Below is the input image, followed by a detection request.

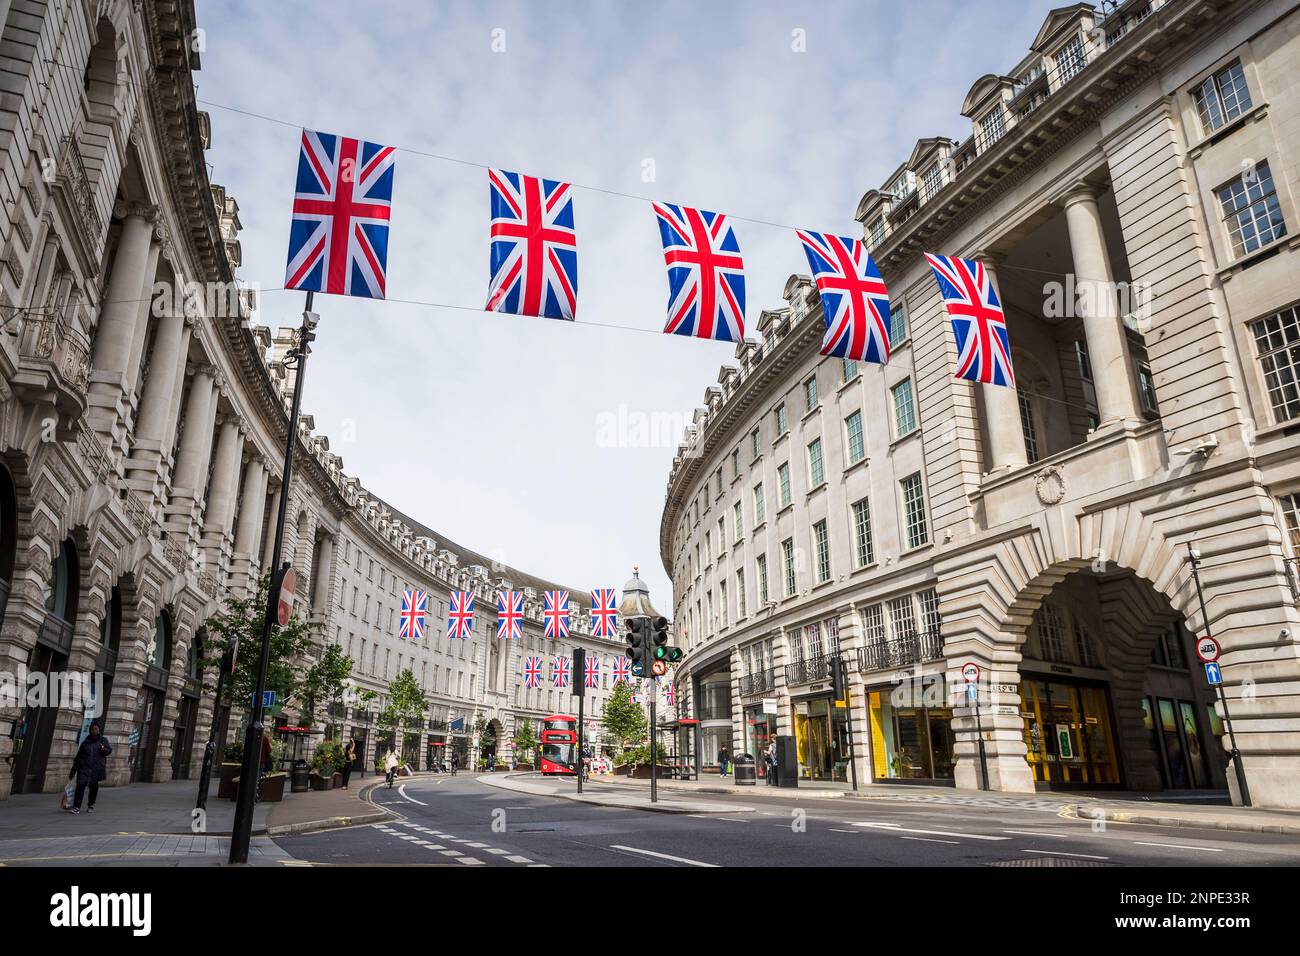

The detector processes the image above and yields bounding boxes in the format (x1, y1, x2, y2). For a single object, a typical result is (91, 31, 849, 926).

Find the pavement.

(0, 772, 393, 866)
(573, 773, 1300, 835)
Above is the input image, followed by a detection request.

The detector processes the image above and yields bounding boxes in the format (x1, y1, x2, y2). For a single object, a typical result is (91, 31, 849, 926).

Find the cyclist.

(384, 749, 399, 788)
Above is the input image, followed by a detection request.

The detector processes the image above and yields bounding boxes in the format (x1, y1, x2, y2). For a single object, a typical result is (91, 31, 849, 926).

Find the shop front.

(1019, 673, 1120, 788)
(427, 735, 447, 770)
(743, 702, 777, 779)
(791, 693, 853, 783)
(865, 674, 955, 784)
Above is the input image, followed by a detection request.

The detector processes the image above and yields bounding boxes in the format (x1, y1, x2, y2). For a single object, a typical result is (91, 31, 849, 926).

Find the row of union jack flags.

(283, 129, 1016, 387)
(520, 654, 673, 700)
(398, 587, 622, 641)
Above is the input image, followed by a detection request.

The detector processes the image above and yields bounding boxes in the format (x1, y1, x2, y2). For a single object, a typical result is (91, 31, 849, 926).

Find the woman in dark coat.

(70, 723, 112, 813)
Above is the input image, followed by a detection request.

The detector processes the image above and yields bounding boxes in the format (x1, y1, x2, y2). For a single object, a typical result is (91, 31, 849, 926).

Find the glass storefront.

(1020, 677, 1120, 786)
(792, 695, 852, 782)
(1144, 696, 1215, 789)
(867, 686, 954, 782)
(744, 705, 776, 779)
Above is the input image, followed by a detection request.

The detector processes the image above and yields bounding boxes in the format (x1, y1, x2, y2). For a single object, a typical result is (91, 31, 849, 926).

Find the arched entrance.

(130, 608, 173, 782)
(481, 718, 504, 768)
(1013, 565, 1227, 794)
(12, 536, 79, 793)
(171, 635, 203, 779)
(0, 462, 17, 624)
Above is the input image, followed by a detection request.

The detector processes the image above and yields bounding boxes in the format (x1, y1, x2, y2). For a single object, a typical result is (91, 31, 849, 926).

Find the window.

(804, 376, 818, 412)
(842, 358, 858, 382)
(717, 517, 726, 553)
(731, 448, 740, 478)
(1194, 60, 1252, 134)
(845, 410, 865, 465)
(1075, 339, 1093, 380)
(736, 569, 747, 618)
(715, 468, 724, 498)
(756, 554, 769, 604)
(1037, 603, 1068, 662)
(806, 622, 822, 660)
(807, 438, 824, 487)
(901, 472, 928, 549)
(920, 162, 943, 202)
(1137, 365, 1159, 416)
(1054, 34, 1087, 85)
(733, 500, 743, 540)
(704, 532, 712, 566)
(777, 462, 791, 508)
(918, 588, 941, 634)
(888, 595, 916, 640)
(1218, 160, 1286, 257)
(720, 580, 729, 627)
(753, 483, 766, 525)
(813, 520, 830, 583)
(781, 538, 796, 596)
(775, 404, 788, 435)
(861, 603, 886, 646)
(750, 428, 761, 460)
(1018, 387, 1040, 464)
(978, 104, 1007, 150)
(892, 378, 917, 436)
(851, 497, 874, 567)
(889, 301, 907, 348)
(867, 216, 886, 249)
(1252, 305, 1300, 423)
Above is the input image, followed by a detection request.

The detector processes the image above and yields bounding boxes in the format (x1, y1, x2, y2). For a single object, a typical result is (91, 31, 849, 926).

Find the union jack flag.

(590, 588, 618, 638)
(797, 231, 891, 364)
(284, 129, 396, 299)
(543, 590, 571, 639)
(652, 202, 745, 342)
(497, 591, 524, 640)
(664, 682, 676, 707)
(486, 169, 577, 320)
(612, 656, 631, 683)
(447, 591, 475, 639)
(522, 654, 543, 689)
(551, 656, 571, 688)
(584, 655, 600, 689)
(924, 254, 1016, 387)
(398, 589, 427, 640)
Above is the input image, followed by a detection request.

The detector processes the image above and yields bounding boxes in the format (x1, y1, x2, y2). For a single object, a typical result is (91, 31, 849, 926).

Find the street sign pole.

(649, 688, 658, 805)
(230, 295, 317, 864)
(573, 648, 586, 794)
(962, 661, 989, 792)
(1188, 542, 1251, 807)
(837, 656, 858, 792)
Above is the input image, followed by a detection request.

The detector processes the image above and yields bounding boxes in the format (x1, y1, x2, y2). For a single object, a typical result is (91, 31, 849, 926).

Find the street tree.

(512, 719, 538, 765)
(300, 643, 355, 735)
(601, 680, 647, 756)
(377, 668, 427, 763)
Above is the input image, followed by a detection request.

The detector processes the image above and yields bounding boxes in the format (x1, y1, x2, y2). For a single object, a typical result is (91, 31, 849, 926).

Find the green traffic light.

(653, 646, 667, 659)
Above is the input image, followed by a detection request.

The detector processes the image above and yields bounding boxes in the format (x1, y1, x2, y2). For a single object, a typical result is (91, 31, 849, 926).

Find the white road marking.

(1003, 830, 1070, 838)
(440, 849, 462, 857)
(486, 848, 510, 855)
(852, 822, 1009, 841)
(1132, 842, 1223, 853)
(397, 785, 427, 805)
(505, 855, 533, 864)
(457, 857, 486, 866)
(1023, 849, 1110, 860)
(466, 842, 489, 849)
(609, 845, 719, 867)
(689, 815, 751, 823)
(901, 836, 960, 845)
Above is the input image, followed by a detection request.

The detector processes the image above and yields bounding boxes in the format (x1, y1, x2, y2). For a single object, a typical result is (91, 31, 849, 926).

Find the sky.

(198, 0, 1059, 606)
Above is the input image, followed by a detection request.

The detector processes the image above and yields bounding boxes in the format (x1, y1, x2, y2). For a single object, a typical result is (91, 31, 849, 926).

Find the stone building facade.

(0, 0, 617, 800)
(660, 0, 1300, 807)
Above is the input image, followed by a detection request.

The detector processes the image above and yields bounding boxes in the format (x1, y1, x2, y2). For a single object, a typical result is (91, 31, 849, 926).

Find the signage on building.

(1055, 724, 1074, 759)
(762, 698, 778, 715)
(1205, 662, 1223, 686)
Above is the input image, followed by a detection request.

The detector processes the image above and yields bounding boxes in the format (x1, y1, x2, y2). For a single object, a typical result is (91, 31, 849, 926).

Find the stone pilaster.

(975, 254, 1028, 473)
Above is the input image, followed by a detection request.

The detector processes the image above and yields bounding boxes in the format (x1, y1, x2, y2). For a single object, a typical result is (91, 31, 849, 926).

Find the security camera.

(302, 310, 321, 330)
(1177, 435, 1219, 460)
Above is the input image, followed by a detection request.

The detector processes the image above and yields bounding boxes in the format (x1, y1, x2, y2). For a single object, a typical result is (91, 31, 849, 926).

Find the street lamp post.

(229, 296, 317, 864)
(1187, 542, 1251, 807)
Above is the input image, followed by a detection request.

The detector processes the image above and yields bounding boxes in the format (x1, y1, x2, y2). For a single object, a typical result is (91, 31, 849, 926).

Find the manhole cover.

(988, 857, 1115, 867)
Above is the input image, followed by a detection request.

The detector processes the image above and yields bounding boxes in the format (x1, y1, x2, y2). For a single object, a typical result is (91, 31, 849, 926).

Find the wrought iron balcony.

(13, 314, 92, 425)
(856, 630, 944, 673)
(786, 654, 832, 686)
(739, 668, 776, 697)
(37, 613, 75, 654)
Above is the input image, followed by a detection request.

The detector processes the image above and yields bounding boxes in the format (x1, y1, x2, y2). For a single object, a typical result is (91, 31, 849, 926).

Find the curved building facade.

(661, 0, 1300, 807)
(0, 0, 619, 799)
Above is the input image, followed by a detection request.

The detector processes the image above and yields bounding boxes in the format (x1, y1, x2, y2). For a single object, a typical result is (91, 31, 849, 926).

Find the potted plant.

(311, 739, 343, 791)
(217, 741, 243, 799)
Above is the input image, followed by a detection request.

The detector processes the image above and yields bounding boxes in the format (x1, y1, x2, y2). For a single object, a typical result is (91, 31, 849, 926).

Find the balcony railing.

(1285, 558, 1300, 604)
(739, 668, 776, 697)
(38, 614, 75, 654)
(857, 630, 944, 673)
(786, 654, 831, 686)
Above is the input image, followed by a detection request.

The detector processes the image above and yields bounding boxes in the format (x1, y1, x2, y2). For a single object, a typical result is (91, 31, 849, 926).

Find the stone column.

(164, 365, 220, 542)
(1061, 183, 1142, 429)
(976, 255, 1028, 473)
(261, 480, 282, 569)
(229, 454, 268, 591)
(200, 415, 245, 577)
(124, 308, 192, 501)
(311, 533, 335, 611)
(88, 204, 160, 450)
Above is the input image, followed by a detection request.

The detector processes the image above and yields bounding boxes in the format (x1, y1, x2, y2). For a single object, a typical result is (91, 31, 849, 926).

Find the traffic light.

(649, 616, 670, 676)
(828, 655, 845, 703)
(626, 617, 649, 677)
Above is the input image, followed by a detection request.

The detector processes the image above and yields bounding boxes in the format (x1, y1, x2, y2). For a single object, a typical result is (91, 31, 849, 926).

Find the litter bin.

(733, 753, 756, 786)
(290, 758, 310, 793)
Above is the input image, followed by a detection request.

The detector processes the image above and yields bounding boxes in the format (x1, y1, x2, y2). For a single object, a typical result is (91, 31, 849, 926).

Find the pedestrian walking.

(341, 737, 358, 788)
(384, 749, 399, 787)
(68, 723, 112, 814)
(765, 737, 778, 786)
(718, 744, 730, 778)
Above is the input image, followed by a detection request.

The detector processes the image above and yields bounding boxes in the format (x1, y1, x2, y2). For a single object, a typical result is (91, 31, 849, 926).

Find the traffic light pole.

(649, 693, 657, 804)
(838, 657, 858, 792)
(229, 295, 316, 865)
(573, 647, 586, 794)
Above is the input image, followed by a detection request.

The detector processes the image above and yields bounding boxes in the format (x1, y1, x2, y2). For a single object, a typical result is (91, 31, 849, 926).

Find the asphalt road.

(271, 775, 1300, 867)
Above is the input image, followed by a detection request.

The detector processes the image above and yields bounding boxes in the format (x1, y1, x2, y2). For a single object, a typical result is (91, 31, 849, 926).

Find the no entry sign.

(1196, 635, 1221, 664)
(961, 661, 981, 683)
(276, 567, 297, 626)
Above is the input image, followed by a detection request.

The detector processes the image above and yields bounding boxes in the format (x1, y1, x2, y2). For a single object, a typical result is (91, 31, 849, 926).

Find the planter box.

(310, 773, 333, 791)
(619, 765, 671, 779)
(332, 772, 343, 788)
(217, 763, 241, 799)
(229, 773, 288, 803)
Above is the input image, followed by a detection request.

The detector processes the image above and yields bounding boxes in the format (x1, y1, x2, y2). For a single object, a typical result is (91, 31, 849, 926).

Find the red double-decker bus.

(539, 714, 577, 776)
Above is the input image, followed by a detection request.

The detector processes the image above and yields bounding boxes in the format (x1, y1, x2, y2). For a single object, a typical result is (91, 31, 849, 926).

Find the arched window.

(44, 538, 79, 622)
(149, 610, 173, 671)
(0, 463, 17, 622)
